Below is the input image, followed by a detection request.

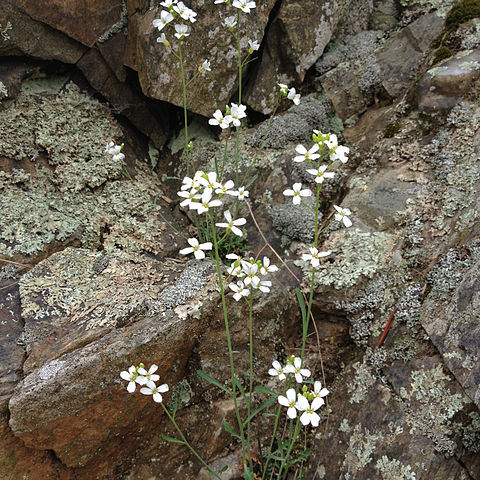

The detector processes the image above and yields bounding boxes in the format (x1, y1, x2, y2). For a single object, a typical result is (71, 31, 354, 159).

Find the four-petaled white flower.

(226, 103, 247, 127)
(179, 237, 213, 259)
(157, 33, 170, 46)
(283, 183, 312, 205)
(294, 144, 320, 163)
(242, 262, 260, 288)
(153, 11, 174, 31)
(269, 360, 286, 380)
(229, 280, 250, 301)
(223, 15, 237, 28)
(324, 134, 338, 150)
(302, 247, 331, 268)
(278, 388, 299, 419)
(278, 83, 288, 95)
(248, 39, 260, 52)
(120, 365, 146, 393)
(296, 395, 323, 426)
(174, 24, 190, 39)
(216, 210, 246, 237)
(330, 144, 349, 163)
(260, 256, 278, 275)
(306, 165, 335, 183)
(284, 356, 311, 383)
(161, 0, 177, 6)
(177, 189, 200, 207)
(199, 59, 211, 74)
(197, 171, 222, 193)
(232, 0, 256, 13)
(257, 279, 272, 293)
(189, 190, 222, 214)
(333, 205, 352, 228)
(287, 87, 300, 105)
(209, 109, 230, 129)
(140, 383, 169, 403)
(173, 2, 197, 22)
(215, 179, 235, 195)
(231, 186, 249, 200)
(312, 380, 329, 403)
(137, 364, 160, 384)
(112, 152, 125, 162)
(105, 141, 115, 153)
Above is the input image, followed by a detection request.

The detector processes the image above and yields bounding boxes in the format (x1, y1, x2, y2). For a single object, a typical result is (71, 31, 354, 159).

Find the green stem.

(246, 293, 254, 471)
(262, 404, 282, 478)
(277, 419, 302, 480)
(161, 403, 221, 479)
(207, 211, 247, 468)
(178, 40, 190, 176)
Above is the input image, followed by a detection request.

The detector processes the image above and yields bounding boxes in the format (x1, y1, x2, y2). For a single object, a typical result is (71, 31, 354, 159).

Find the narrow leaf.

(244, 397, 276, 424)
(254, 385, 278, 397)
(217, 465, 229, 474)
(161, 434, 184, 444)
(196, 369, 231, 394)
(222, 420, 241, 439)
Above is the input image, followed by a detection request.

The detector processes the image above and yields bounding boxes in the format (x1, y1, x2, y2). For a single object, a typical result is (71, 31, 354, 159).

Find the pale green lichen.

(301, 229, 395, 289)
(427, 66, 449, 76)
(347, 361, 376, 404)
(97, 0, 128, 43)
(459, 61, 480, 70)
(461, 411, 480, 453)
(0, 21, 12, 42)
(167, 379, 194, 411)
(399, 364, 471, 456)
(0, 82, 7, 99)
(375, 456, 416, 480)
(342, 425, 381, 474)
(339, 418, 351, 432)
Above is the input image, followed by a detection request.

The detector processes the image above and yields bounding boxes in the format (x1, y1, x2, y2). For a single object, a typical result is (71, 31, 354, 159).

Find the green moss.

(446, 0, 480, 31)
(432, 46, 452, 65)
(384, 121, 402, 138)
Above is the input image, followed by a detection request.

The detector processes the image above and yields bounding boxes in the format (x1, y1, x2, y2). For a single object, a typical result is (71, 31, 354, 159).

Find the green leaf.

(161, 434, 184, 444)
(217, 465, 229, 474)
(196, 370, 231, 394)
(243, 397, 276, 424)
(233, 376, 247, 404)
(222, 420, 241, 439)
(254, 385, 278, 397)
(245, 174, 258, 189)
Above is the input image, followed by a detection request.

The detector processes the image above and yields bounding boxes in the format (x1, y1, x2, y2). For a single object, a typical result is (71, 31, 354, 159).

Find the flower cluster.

(278, 83, 301, 105)
(120, 363, 169, 403)
(215, 0, 256, 14)
(269, 355, 310, 383)
(105, 142, 125, 162)
(153, 0, 197, 43)
(227, 255, 278, 300)
(209, 103, 247, 130)
(277, 381, 329, 427)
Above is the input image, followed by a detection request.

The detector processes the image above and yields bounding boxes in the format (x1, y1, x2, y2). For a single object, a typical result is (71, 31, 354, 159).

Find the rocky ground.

(1, 0, 480, 479)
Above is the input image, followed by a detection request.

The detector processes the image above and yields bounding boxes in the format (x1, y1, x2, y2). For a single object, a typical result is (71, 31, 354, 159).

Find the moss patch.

(446, 0, 480, 31)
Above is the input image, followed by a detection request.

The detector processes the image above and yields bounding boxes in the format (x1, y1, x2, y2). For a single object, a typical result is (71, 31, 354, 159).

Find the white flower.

(306, 165, 335, 184)
(269, 360, 286, 380)
(189, 190, 222, 214)
(324, 134, 338, 150)
(296, 395, 323, 427)
(197, 171, 222, 193)
(278, 83, 288, 95)
(153, 11, 174, 31)
(229, 280, 250, 301)
(330, 144, 349, 163)
(230, 186, 249, 200)
(284, 357, 311, 383)
(216, 210, 246, 237)
(105, 141, 115, 154)
(215, 179, 236, 195)
(293, 144, 320, 163)
(226, 103, 247, 127)
(177, 189, 200, 208)
(232, 0, 256, 13)
(278, 388, 299, 419)
(248, 39, 260, 52)
(302, 247, 331, 268)
(174, 24, 190, 39)
(120, 365, 146, 393)
(223, 15, 237, 28)
(312, 380, 329, 403)
(112, 152, 125, 162)
(209, 109, 231, 129)
(333, 205, 352, 228)
(227, 262, 244, 277)
(199, 59, 211, 74)
(160, 0, 177, 7)
(242, 262, 260, 288)
(257, 279, 272, 293)
(140, 383, 169, 403)
(157, 33, 170, 46)
(283, 183, 312, 205)
(137, 364, 160, 384)
(179, 237, 213, 259)
(180, 176, 199, 191)
(287, 87, 300, 105)
(260, 256, 278, 275)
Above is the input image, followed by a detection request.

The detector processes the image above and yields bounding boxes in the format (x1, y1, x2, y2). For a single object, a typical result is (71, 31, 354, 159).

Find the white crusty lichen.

(375, 456, 416, 480)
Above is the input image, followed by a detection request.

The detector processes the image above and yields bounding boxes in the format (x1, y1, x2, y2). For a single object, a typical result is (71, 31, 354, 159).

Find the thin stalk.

(246, 293, 255, 471)
(234, 10, 242, 188)
(161, 403, 221, 479)
(207, 211, 247, 468)
(178, 40, 190, 176)
(277, 419, 302, 480)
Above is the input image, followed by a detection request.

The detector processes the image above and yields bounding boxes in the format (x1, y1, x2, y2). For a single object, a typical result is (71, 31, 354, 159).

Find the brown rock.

(14, 0, 124, 47)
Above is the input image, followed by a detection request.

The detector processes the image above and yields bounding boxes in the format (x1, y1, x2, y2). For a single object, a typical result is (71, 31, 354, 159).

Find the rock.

(376, 11, 445, 98)
(76, 48, 168, 148)
(369, 0, 398, 31)
(421, 256, 480, 409)
(244, 0, 351, 113)
(417, 50, 480, 115)
(132, 1, 276, 117)
(0, 1, 86, 63)
(97, 31, 128, 83)
(14, 0, 125, 47)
